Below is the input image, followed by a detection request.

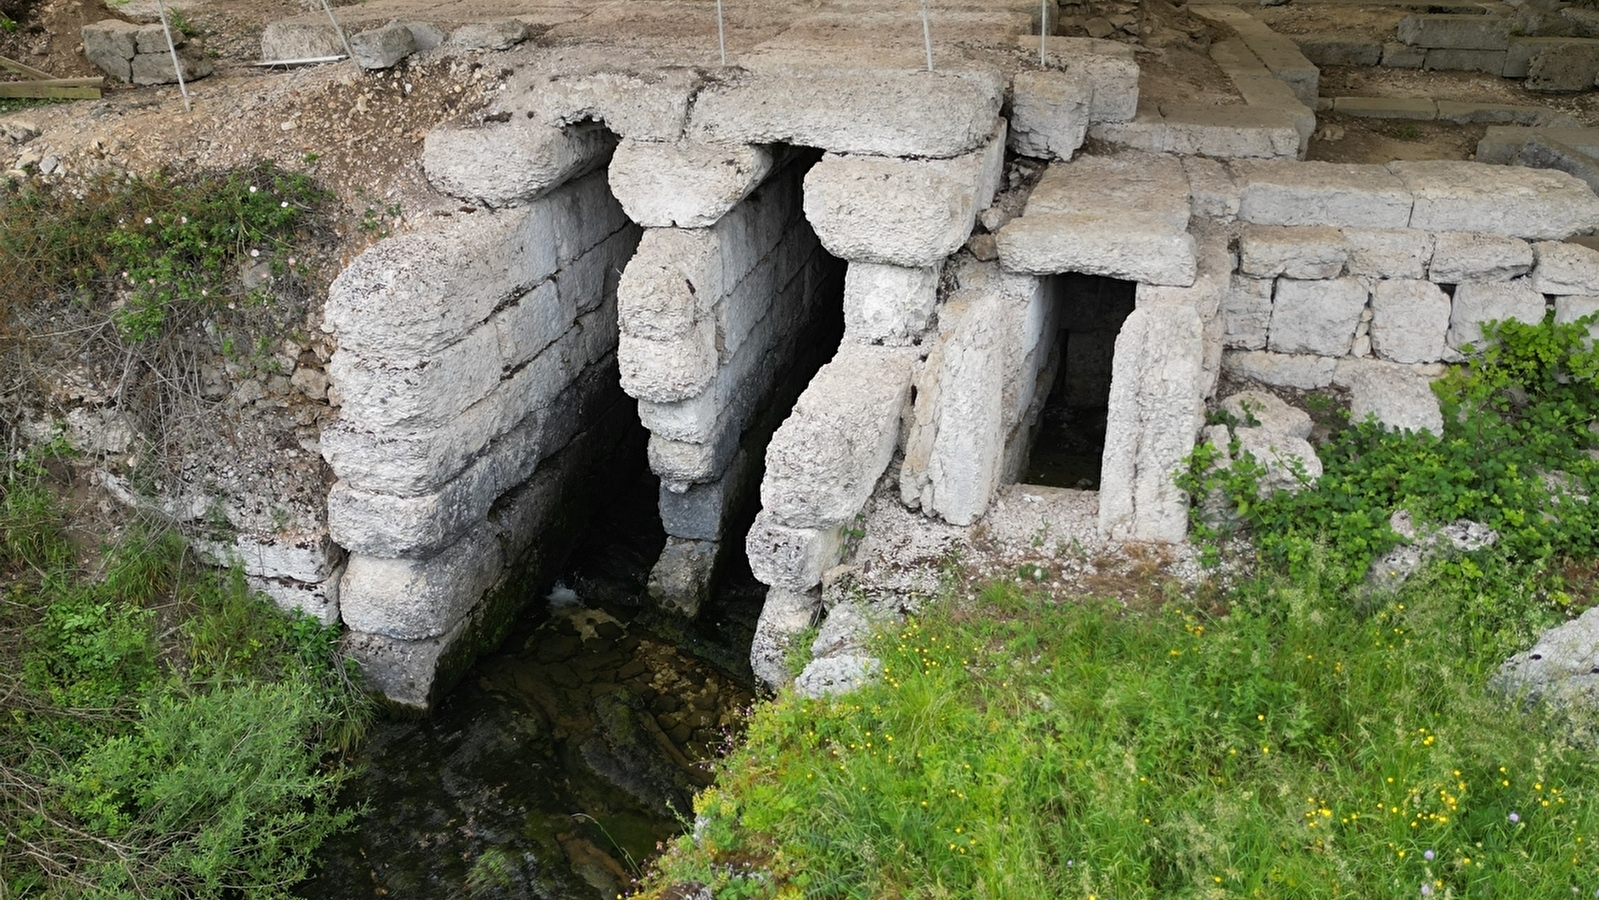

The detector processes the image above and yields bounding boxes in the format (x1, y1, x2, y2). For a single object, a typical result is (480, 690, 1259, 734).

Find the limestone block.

(750, 587, 822, 691)
(1494, 605, 1599, 713)
(609, 140, 776, 228)
(1137, 222, 1233, 320)
(130, 47, 211, 84)
(1532, 240, 1599, 294)
(618, 329, 718, 404)
(803, 126, 1003, 266)
(1182, 155, 1239, 220)
(1428, 231, 1533, 283)
(1239, 225, 1349, 279)
(616, 228, 719, 343)
(339, 532, 505, 642)
(131, 24, 173, 55)
(259, 21, 344, 62)
(647, 537, 718, 618)
(423, 120, 615, 209)
(1099, 304, 1205, 543)
(762, 345, 915, 528)
(328, 325, 502, 431)
(406, 22, 446, 51)
(1233, 426, 1323, 492)
(1294, 34, 1383, 66)
(745, 510, 844, 590)
(350, 22, 415, 69)
(1222, 275, 1274, 350)
(448, 18, 529, 50)
(1425, 49, 1508, 73)
(1334, 359, 1444, 435)
(1513, 136, 1599, 197)
(842, 262, 941, 345)
(1382, 42, 1427, 68)
(1448, 281, 1548, 350)
(1370, 279, 1451, 364)
(1527, 43, 1599, 91)
(1025, 150, 1192, 231)
(1555, 295, 1599, 339)
(251, 571, 341, 627)
(1505, 37, 1599, 79)
(795, 655, 881, 698)
(534, 68, 705, 142)
(997, 214, 1196, 285)
(1222, 390, 1312, 439)
(82, 20, 140, 81)
(1234, 160, 1415, 229)
(1268, 277, 1369, 357)
(1100, 104, 1301, 160)
(1221, 350, 1338, 389)
(658, 445, 758, 541)
(1052, 41, 1140, 123)
(1009, 69, 1090, 160)
(1437, 100, 1579, 127)
(193, 531, 344, 584)
(1398, 14, 1510, 50)
(1389, 161, 1599, 239)
(1342, 228, 1434, 280)
(688, 68, 1005, 158)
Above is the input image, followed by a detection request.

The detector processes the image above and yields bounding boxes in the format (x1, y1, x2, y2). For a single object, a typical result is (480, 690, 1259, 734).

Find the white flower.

(250, 249, 260, 258)
(280, 201, 289, 208)
(249, 185, 257, 193)
(143, 217, 152, 224)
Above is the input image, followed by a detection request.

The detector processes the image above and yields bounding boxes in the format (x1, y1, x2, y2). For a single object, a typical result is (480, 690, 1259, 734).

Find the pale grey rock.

(1024, 150, 1192, 231)
(82, 20, 140, 81)
(1233, 425, 1323, 492)
(1428, 231, 1533, 283)
(762, 345, 915, 528)
(1494, 605, 1599, 713)
(1555, 295, 1599, 339)
(1221, 390, 1312, 439)
(1182, 155, 1240, 220)
(424, 120, 615, 209)
(250, 571, 341, 627)
(328, 324, 502, 431)
(746, 510, 844, 590)
(688, 67, 1006, 158)
(1390, 160, 1599, 239)
(1532, 240, 1599, 294)
(533, 68, 705, 142)
(1398, 13, 1510, 50)
(608, 140, 775, 228)
(1370, 279, 1451, 364)
(1425, 48, 1508, 73)
(64, 407, 134, 454)
(647, 537, 718, 618)
(1008, 69, 1090, 160)
(1448, 280, 1548, 351)
(1239, 225, 1349, 279)
(405, 22, 446, 51)
(997, 213, 1196, 285)
(1100, 304, 1205, 543)
(350, 22, 415, 69)
(1234, 160, 1415, 229)
(193, 531, 343, 584)
(1222, 275, 1274, 350)
(1268, 277, 1369, 357)
(1136, 223, 1234, 320)
(1369, 516, 1496, 594)
(130, 46, 211, 84)
(658, 446, 757, 541)
(1033, 36, 1141, 122)
(750, 587, 822, 691)
(448, 18, 529, 51)
(340, 534, 504, 642)
(1334, 358, 1444, 434)
(1221, 350, 1339, 389)
(1342, 228, 1433, 280)
(795, 655, 881, 698)
(842, 262, 940, 345)
(259, 21, 345, 62)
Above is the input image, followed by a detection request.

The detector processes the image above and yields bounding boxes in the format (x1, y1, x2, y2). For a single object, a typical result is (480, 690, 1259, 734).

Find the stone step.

(1192, 4, 1320, 108)
(1477, 125, 1599, 163)
(1397, 13, 1511, 50)
(1292, 33, 1383, 67)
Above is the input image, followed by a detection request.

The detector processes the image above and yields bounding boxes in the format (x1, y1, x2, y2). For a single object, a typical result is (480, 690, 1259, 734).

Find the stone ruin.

(193, 0, 1599, 708)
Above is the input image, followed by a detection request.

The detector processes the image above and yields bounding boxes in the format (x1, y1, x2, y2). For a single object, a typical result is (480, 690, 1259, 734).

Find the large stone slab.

(1527, 43, 1599, 92)
(423, 120, 616, 209)
(1334, 359, 1444, 435)
(1268, 277, 1369, 357)
(1477, 126, 1599, 165)
(608, 140, 776, 228)
(1398, 14, 1510, 50)
(1294, 33, 1382, 67)
(1234, 160, 1414, 229)
(1532, 240, 1599, 294)
(1024, 150, 1192, 231)
(260, 21, 345, 62)
(1370, 279, 1451, 364)
(1092, 106, 1302, 160)
(1504, 36, 1599, 79)
(1389, 160, 1599, 239)
(1222, 275, 1274, 350)
(1222, 350, 1338, 389)
(1030, 35, 1141, 123)
(1343, 228, 1433, 280)
(1428, 231, 1533, 283)
(1239, 225, 1348, 279)
(996, 214, 1197, 285)
(532, 68, 706, 142)
(1448, 281, 1548, 350)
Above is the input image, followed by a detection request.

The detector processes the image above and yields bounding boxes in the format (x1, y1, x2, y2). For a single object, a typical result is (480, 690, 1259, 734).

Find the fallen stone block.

(1232, 423, 1323, 492)
(1527, 43, 1599, 92)
(1555, 295, 1599, 339)
(1239, 225, 1349, 279)
(1009, 69, 1090, 160)
(608, 140, 775, 228)
(688, 68, 1005, 159)
(424, 119, 615, 209)
(1269, 277, 1369, 357)
(1182, 155, 1239, 220)
(1382, 41, 1427, 68)
(1532, 240, 1599, 294)
(1099, 304, 1205, 543)
(746, 510, 844, 590)
(1342, 228, 1433, 280)
(1477, 126, 1599, 165)
(1371, 279, 1451, 364)
(1493, 604, 1599, 725)
(82, 20, 141, 81)
(1448, 281, 1548, 351)
(842, 262, 940, 345)
(647, 537, 718, 618)
(1505, 36, 1599, 78)
(130, 46, 211, 84)
(1294, 34, 1382, 67)
(534, 68, 705, 142)
(1334, 359, 1444, 435)
(1398, 14, 1510, 50)
(1437, 100, 1580, 127)
(750, 587, 822, 691)
(449, 18, 529, 51)
(1222, 275, 1274, 350)
(762, 345, 916, 529)
(350, 22, 416, 69)
(1390, 160, 1599, 239)
(1425, 48, 1508, 73)
(406, 22, 446, 51)
(1332, 97, 1437, 120)
(1235, 160, 1414, 229)
(1222, 390, 1312, 439)
(1428, 231, 1533, 283)
(260, 21, 344, 62)
(1222, 350, 1339, 389)
(1513, 136, 1599, 196)
(996, 214, 1197, 286)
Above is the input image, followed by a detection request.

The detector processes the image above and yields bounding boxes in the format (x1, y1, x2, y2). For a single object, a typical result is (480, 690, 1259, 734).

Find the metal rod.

(322, 0, 356, 61)
(1041, 0, 1048, 66)
(716, 0, 727, 65)
(154, 0, 189, 112)
(253, 55, 349, 67)
(920, 0, 934, 72)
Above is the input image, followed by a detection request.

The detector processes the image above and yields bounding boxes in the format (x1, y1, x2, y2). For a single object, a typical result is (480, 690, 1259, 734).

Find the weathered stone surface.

(534, 68, 704, 142)
(1437, 100, 1579, 127)
(1448, 281, 1548, 350)
(1136, 223, 1233, 320)
(1428, 49, 1509, 74)
(688, 68, 1006, 158)
(1398, 14, 1510, 50)
(259, 21, 344, 62)
(1494, 604, 1599, 717)
(329, 324, 502, 432)
(1269, 277, 1369, 357)
(1099, 304, 1205, 543)
(1294, 33, 1382, 66)
(1222, 350, 1339, 389)
(1370, 279, 1451, 364)
(1222, 275, 1274, 350)
(1527, 43, 1599, 92)
(1513, 136, 1599, 197)
(340, 531, 504, 642)
(997, 214, 1197, 285)
(1342, 228, 1433, 280)
(1093, 105, 1301, 160)
(1390, 160, 1599, 239)
(762, 345, 915, 528)
(1234, 160, 1414, 229)
(448, 18, 529, 50)
(1477, 125, 1599, 166)
(795, 655, 881, 698)
(1032, 36, 1141, 123)
(1532, 240, 1599, 294)
(405, 21, 446, 51)
(251, 571, 341, 627)
(1239, 225, 1349, 279)
(803, 144, 995, 266)
(647, 537, 718, 618)
(424, 120, 615, 209)
(1334, 359, 1444, 435)
(842, 262, 940, 345)
(746, 510, 844, 590)
(1222, 390, 1312, 439)
(1233, 425, 1323, 492)
(1332, 97, 1437, 120)
(1009, 69, 1089, 160)
(658, 445, 756, 541)
(349, 22, 415, 69)
(608, 140, 775, 228)
(130, 46, 211, 84)
(750, 587, 821, 691)
(1382, 41, 1427, 68)
(1182, 155, 1239, 220)
(82, 20, 140, 81)
(1504, 37, 1599, 79)
(1024, 150, 1191, 231)
(1428, 231, 1533, 283)
(1555, 295, 1599, 338)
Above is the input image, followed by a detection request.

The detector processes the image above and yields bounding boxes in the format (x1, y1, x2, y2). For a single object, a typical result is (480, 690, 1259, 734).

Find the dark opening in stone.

(1022, 273, 1136, 490)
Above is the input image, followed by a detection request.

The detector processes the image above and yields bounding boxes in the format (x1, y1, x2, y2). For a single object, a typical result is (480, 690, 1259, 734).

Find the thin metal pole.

(716, 0, 727, 65)
(920, 0, 933, 71)
(154, 0, 189, 112)
(1040, 0, 1048, 66)
(321, 0, 356, 61)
